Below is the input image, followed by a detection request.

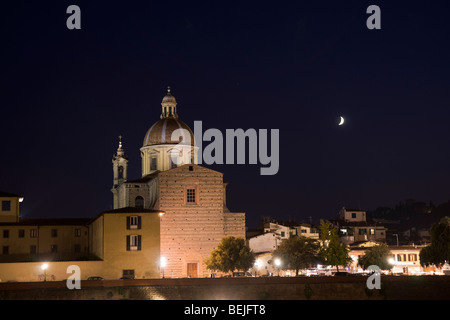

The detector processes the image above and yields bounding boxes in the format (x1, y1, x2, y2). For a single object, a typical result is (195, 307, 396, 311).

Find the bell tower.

(112, 135, 128, 187)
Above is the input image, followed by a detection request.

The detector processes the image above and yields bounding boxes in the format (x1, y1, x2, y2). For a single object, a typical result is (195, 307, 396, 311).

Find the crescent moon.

(339, 116, 345, 126)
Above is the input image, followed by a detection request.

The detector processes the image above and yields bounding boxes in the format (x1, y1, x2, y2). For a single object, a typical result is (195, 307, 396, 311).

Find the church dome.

(142, 87, 194, 147)
(142, 117, 195, 147)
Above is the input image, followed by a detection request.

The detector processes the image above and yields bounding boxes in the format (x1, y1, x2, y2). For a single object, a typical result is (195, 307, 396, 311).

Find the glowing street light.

(160, 257, 167, 279)
(41, 263, 48, 282)
(274, 258, 281, 276)
(254, 260, 262, 277)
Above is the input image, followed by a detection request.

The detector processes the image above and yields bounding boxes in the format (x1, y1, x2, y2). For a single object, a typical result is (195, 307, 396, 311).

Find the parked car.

(87, 276, 104, 280)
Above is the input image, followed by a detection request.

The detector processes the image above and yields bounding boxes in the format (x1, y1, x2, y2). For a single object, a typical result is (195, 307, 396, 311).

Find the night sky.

(1, 1, 450, 228)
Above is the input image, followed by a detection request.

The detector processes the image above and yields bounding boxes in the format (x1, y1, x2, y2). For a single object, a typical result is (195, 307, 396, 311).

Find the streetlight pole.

(274, 258, 281, 277)
(393, 234, 399, 246)
(160, 257, 166, 279)
(41, 263, 48, 282)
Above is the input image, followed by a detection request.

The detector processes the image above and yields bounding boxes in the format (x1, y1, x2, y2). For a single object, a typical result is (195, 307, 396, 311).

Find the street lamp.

(274, 258, 281, 276)
(160, 257, 167, 279)
(254, 260, 262, 277)
(41, 263, 48, 282)
(393, 234, 399, 246)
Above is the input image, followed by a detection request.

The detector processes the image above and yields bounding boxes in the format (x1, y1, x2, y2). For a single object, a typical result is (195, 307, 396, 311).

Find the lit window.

(409, 254, 417, 262)
(186, 188, 196, 203)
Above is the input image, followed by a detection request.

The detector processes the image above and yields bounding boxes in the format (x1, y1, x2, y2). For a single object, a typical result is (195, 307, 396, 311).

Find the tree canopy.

(204, 236, 255, 273)
(273, 236, 321, 276)
(318, 220, 353, 271)
(358, 243, 393, 270)
(420, 216, 450, 268)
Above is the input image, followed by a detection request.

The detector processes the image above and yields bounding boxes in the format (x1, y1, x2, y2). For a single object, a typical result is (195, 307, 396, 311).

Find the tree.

(204, 236, 255, 273)
(273, 236, 321, 276)
(358, 243, 393, 270)
(318, 220, 353, 272)
(420, 216, 450, 268)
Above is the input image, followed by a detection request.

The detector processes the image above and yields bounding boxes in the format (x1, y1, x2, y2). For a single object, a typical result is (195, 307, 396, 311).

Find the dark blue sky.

(1, 1, 450, 228)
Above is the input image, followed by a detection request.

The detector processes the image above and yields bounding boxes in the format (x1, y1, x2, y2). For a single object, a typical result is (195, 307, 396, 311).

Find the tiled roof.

(0, 190, 22, 198)
(0, 218, 91, 226)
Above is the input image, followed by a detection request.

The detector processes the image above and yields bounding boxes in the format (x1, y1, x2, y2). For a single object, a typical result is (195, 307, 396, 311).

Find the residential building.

(329, 207, 387, 245)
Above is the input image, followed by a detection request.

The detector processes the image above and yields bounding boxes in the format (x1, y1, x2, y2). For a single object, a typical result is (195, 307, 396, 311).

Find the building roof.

(89, 207, 164, 224)
(0, 190, 22, 198)
(0, 218, 91, 227)
(100, 207, 163, 214)
(126, 171, 160, 184)
(327, 219, 386, 228)
(142, 117, 194, 147)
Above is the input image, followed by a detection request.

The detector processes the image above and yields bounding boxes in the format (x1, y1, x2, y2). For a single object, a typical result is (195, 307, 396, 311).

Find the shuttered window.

(126, 235, 142, 251)
(126, 216, 141, 229)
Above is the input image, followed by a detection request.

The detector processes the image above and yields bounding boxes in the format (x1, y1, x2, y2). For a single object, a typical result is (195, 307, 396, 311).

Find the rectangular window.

(2, 201, 11, 211)
(30, 229, 37, 238)
(358, 228, 367, 235)
(51, 245, 58, 253)
(397, 254, 406, 262)
(18, 229, 25, 238)
(126, 235, 142, 251)
(351, 213, 356, 218)
(3, 230, 9, 238)
(2, 246, 8, 255)
(74, 229, 81, 237)
(409, 254, 417, 262)
(51, 229, 58, 237)
(127, 216, 141, 230)
(370, 228, 375, 235)
(186, 188, 196, 203)
(122, 270, 135, 279)
(30, 245, 37, 254)
(150, 157, 157, 171)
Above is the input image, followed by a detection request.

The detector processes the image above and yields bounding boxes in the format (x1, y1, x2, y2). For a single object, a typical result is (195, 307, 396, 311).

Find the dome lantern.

(161, 86, 178, 119)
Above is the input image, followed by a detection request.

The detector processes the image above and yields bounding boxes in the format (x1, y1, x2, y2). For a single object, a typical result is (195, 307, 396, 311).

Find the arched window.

(118, 166, 124, 179)
(135, 196, 144, 208)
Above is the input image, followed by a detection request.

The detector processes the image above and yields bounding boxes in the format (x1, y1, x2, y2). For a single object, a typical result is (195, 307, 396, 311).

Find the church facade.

(111, 88, 246, 278)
